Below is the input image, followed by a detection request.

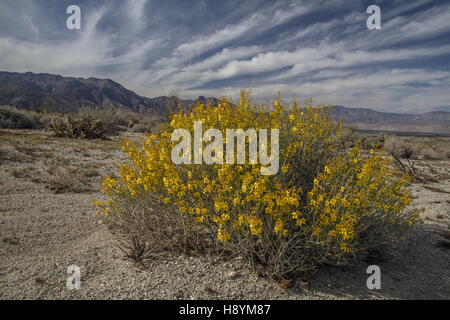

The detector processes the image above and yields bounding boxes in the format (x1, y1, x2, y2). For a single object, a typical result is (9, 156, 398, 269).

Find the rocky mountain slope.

(0, 71, 216, 115)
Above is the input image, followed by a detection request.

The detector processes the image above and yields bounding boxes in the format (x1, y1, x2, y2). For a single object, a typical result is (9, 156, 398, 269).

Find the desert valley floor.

(0, 129, 449, 299)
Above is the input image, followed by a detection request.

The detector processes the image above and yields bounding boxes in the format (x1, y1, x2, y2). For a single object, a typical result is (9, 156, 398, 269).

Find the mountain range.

(0, 71, 449, 134)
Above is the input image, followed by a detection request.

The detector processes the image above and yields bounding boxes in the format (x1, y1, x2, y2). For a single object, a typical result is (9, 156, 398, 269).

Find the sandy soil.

(0, 129, 449, 300)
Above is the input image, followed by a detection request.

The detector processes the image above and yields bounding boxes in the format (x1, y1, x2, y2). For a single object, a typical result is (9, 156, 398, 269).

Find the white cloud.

(182, 68, 450, 113)
(0, 0, 448, 113)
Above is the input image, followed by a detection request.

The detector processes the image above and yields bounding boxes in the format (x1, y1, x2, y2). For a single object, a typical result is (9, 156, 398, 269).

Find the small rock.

(226, 271, 240, 280)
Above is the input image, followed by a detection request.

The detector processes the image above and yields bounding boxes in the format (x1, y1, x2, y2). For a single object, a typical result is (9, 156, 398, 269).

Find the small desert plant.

(77, 106, 135, 133)
(384, 137, 413, 159)
(118, 236, 151, 262)
(95, 91, 418, 279)
(339, 125, 359, 145)
(50, 113, 109, 139)
(46, 166, 92, 193)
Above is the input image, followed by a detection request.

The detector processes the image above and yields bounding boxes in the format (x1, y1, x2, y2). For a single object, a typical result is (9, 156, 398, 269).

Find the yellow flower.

(218, 228, 230, 242)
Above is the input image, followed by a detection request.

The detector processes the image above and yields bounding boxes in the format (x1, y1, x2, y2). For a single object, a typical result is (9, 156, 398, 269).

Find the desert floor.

(0, 129, 449, 299)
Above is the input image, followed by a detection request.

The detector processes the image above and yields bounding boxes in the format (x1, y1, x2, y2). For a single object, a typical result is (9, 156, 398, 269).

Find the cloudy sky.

(0, 0, 449, 113)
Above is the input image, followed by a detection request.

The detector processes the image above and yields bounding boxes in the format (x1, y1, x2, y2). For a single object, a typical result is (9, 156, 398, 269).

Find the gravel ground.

(0, 130, 449, 299)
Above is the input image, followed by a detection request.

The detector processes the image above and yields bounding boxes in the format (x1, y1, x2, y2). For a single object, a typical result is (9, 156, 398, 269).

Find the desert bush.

(384, 136, 450, 160)
(50, 113, 109, 139)
(128, 122, 151, 133)
(77, 107, 165, 133)
(95, 91, 417, 279)
(129, 115, 165, 133)
(384, 137, 415, 159)
(360, 134, 386, 151)
(77, 106, 135, 133)
(46, 165, 93, 193)
(0, 106, 41, 129)
(339, 125, 360, 145)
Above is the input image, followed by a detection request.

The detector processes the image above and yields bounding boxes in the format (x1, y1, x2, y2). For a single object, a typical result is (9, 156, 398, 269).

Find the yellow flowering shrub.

(95, 90, 418, 278)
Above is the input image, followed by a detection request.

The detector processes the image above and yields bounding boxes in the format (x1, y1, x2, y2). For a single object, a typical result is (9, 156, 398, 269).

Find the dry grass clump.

(8, 164, 93, 193)
(45, 166, 92, 193)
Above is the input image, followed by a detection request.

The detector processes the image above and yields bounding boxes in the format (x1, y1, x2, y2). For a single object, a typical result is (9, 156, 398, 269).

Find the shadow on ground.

(299, 223, 450, 299)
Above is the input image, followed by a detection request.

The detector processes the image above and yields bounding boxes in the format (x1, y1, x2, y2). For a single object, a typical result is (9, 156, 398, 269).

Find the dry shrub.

(0, 106, 41, 129)
(76, 106, 165, 134)
(105, 196, 217, 256)
(46, 166, 92, 193)
(129, 115, 165, 133)
(76, 106, 136, 132)
(359, 135, 386, 152)
(339, 125, 359, 145)
(421, 147, 444, 160)
(95, 91, 418, 279)
(50, 114, 109, 139)
(385, 135, 450, 160)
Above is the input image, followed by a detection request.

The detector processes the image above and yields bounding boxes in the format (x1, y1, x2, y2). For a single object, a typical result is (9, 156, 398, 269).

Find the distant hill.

(0, 71, 449, 133)
(330, 105, 450, 134)
(0, 71, 216, 114)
